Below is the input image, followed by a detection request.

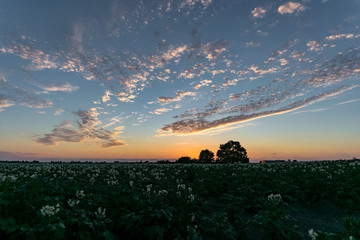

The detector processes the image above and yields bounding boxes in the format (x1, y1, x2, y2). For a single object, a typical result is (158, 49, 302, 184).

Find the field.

(1, 160, 360, 239)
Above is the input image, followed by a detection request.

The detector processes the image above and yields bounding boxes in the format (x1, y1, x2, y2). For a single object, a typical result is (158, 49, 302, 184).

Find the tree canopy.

(216, 140, 249, 163)
(199, 149, 214, 163)
(176, 156, 193, 163)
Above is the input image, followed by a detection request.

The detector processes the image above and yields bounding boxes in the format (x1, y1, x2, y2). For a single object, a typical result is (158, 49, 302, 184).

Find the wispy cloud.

(0, 42, 57, 70)
(102, 90, 112, 103)
(157, 86, 356, 135)
(54, 108, 65, 116)
(202, 40, 228, 60)
(306, 40, 322, 51)
(326, 33, 359, 41)
(335, 98, 360, 105)
(0, 97, 14, 112)
(39, 83, 79, 93)
(0, 151, 44, 160)
(158, 91, 196, 103)
(251, 7, 266, 18)
(278, 2, 305, 15)
(194, 80, 212, 89)
(36, 109, 125, 148)
(149, 108, 172, 115)
(249, 65, 278, 75)
(179, 0, 212, 9)
(0, 76, 53, 109)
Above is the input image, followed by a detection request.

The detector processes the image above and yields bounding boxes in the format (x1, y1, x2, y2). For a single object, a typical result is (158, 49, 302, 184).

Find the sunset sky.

(0, 0, 359, 162)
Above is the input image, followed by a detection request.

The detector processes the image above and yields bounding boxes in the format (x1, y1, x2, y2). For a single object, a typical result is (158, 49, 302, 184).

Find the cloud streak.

(158, 91, 196, 103)
(157, 86, 356, 135)
(39, 83, 79, 93)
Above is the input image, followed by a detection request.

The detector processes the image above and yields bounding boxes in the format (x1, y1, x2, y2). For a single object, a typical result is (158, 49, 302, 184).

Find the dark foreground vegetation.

(0, 159, 360, 239)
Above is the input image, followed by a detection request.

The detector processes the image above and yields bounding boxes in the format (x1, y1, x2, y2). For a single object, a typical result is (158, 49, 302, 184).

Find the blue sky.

(0, 0, 359, 161)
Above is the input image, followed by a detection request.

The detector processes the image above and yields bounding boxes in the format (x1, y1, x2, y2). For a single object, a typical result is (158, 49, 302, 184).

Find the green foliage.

(216, 140, 249, 163)
(252, 194, 303, 239)
(0, 160, 359, 239)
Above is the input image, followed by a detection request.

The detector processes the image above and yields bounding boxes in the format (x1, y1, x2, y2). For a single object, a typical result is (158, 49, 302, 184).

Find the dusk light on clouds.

(0, 0, 359, 161)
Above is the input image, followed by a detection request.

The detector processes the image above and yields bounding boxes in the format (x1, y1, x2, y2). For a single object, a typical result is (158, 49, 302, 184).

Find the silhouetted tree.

(176, 156, 192, 163)
(216, 140, 249, 163)
(199, 149, 214, 163)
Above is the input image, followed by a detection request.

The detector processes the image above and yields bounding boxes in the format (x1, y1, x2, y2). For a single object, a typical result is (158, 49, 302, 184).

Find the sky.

(0, 0, 359, 162)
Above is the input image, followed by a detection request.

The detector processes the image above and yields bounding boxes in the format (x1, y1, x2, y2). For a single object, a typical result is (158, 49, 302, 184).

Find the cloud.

(173, 99, 227, 119)
(39, 83, 79, 93)
(117, 93, 137, 102)
(0, 97, 14, 112)
(158, 91, 196, 103)
(243, 41, 260, 48)
(252, 7, 266, 18)
(102, 90, 112, 103)
(202, 39, 228, 60)
(290, 51, 305, 60)
(0, 79, 53, 109)
(0, 41, 57, 70)
(194, 80, 212, 89)
(302, 48, 360, 87)
(335, 98, 360, 105)
(279, 58, 288, 66)
(306, 40, 322, 51)
(278, 2, 305, 15)
(249, 65, 278, 75)
(149, 108, 172, 115)
(36, 109, 125, 148)
(0, 151, 43, 160)
(157, 86, 356, 135)
(325, 33, 359, 41)
(54, 108, 65, 116)
(179, 0, 212, 9)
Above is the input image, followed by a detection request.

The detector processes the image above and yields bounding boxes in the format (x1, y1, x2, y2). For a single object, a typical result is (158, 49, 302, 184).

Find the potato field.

(1, 160, 360, 239)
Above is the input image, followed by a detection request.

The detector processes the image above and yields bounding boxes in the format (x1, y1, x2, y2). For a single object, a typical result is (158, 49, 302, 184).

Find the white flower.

(67, 199, 80, 207)
(95, 207, 106, 218)
(40, 204, 60, 217)
(89, 177, 95, 185)
(9, 175, 17, 182)
(30, 174, 37, 179)
(108, 179, 118, 185)
(177, 184, 186, 190)
(188, 194, 195, 201)
(146, 184, 152, 193)
(268, 193, 282, 204)
(129, 181, 134, 187)
(158, 190, 168, 195)
(76, 190, 85, 199)
(308, 229, 318, 240)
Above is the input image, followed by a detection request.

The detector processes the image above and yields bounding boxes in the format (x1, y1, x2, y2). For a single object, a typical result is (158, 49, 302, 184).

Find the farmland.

(1, 160, 360, 239)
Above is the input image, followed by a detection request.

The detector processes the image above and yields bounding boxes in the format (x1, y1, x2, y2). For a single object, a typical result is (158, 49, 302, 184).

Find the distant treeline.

(0, 158, 359, 164)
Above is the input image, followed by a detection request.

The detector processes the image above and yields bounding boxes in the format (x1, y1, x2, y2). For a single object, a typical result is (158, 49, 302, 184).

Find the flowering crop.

(0, 160, 360, 239)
